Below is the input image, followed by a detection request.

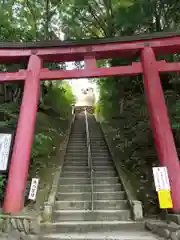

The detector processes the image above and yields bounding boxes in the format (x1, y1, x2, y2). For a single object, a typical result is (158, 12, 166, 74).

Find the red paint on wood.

(157, 61, 180, 73)
(0, 36, 180, 63)
(84, 56, 97, 69)
(3, 55, 42, 213)
(141, 47, 180, 211)
(0, 64, 142, 82)
(0, 61, 180, 83)
(41, 64, 142, 80)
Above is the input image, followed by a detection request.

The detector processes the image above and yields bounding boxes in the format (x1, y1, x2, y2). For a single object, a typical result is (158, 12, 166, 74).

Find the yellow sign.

(157, 190, 173, 209)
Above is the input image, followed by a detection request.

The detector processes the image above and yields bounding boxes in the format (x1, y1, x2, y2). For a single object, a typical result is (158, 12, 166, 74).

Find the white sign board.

(0, 134, 12, 171)
(152, 167, 170, 191)
(28, 178, 39, 200)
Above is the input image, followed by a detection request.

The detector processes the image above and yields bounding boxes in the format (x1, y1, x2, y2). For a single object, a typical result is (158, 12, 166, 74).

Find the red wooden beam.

(41, 63, 142, 80)
(157, 61, 180, 73)
(0, 63, 142, 82)
(0, 36, 180, 63)
(0, 71, 26, 82)
(0, 61, 180, 83)
(37, 36, 180, 61)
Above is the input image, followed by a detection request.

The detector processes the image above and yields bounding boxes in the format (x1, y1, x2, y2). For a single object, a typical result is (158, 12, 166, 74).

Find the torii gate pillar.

(3, 55, 42, 213)
(141, 47, 180, 211)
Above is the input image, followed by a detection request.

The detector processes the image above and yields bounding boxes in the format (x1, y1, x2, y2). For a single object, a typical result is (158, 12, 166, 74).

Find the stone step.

(53, 210, 131, 221)
(59, 177, 120, 185)
(66, 149, 87, 153)
(64, 162, 88, 167)
(64, 160, 114, 170)
(55, 200, 129, 210)
(91, 152, 110, 155)
(64, 160, 88, 164)
(61, 171, 90, 178)
(64, 157, 88, 161)
(58, 184, 123, 193)
(1, 233, 38, 240)
(57, 191, 126, 201)
(61, 171, 117, 178)
(91, 147, 108, 150)
(41, 231, 156, 240)
(91, 156, 112, 160)
(66, 154, 88, 157)
(62, 166, 116, 172)
(60, 178, 90, 185)
(92, 162, 114, 167)
(41, 221, 145, 234)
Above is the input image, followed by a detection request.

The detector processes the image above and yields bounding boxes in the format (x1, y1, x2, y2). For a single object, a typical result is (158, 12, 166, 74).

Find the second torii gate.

(2, 32, 180, 213)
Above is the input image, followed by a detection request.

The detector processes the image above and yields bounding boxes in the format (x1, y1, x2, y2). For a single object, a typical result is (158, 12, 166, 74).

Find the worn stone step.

(41, 221, 145, 234)
(94, 177, 120, 184)
(64, 162, 88, 167)
(61, 171, 117, 178)
(94, 171, 117, 177)
(68, 142, 86, 145)
(57, 191, 125, 201)
(93, 166, 115, 171)
(61, 171, 90, 178)
(64, 160, 88, 163)
(55, 200, 129, 210)
(65, 155, 88, 159)
(67, 150, 87, 153)
(94, 191, 126, 200)
(92, 162, 114, 167)
(89, 137, 104, 139)
(91, 148, 108, 151)
(62, 166, 116, 171)
(91, 156, 112, 160)
(1, 233, 38, 240)
(58, 184, 123, 193)
(62, 166, 89, 172)
(91, 152, 110, 156)
(53, 209, 131, 221)
(60, 178, 91, 185)
(40, 230, 157, 240)
(69, 134, 85, 136)
(67, 147, 87, 150)
(92, 154, 110, 157)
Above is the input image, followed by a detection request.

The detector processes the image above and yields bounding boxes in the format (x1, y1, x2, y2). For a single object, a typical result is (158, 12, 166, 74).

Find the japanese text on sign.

(152, 167, 173, 209)
(152, 167, 170, 191)
(0, 134, 12, 171)
(28, 178, 39, 200)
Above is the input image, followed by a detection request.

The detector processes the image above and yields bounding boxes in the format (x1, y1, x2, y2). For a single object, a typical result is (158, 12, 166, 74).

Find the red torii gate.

(2, 32, 180, 213)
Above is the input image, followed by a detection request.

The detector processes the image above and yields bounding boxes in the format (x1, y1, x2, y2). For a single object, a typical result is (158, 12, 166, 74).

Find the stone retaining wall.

(145, 219, 180, 240)
(0, 215, 40, 239)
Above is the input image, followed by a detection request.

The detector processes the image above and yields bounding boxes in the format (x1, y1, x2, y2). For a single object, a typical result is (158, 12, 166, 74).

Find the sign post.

(153, 167, 173, 222)
(28, 178, 39, 201)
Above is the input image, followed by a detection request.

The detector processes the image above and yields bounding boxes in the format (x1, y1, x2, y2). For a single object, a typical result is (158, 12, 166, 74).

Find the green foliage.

(0, 175, 7, 202)
(31, 133, 53, 159)
(43, 81, 75, 118)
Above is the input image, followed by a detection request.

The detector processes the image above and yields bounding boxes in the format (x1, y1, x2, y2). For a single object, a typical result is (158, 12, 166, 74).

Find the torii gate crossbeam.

(2, 32, 180, 213)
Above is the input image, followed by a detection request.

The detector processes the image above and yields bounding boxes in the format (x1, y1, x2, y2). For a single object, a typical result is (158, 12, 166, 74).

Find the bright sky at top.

(59, 31, 98, 101)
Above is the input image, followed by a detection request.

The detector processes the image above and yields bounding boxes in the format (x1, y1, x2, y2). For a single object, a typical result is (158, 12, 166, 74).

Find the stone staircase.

(40, 110, 160, 240)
